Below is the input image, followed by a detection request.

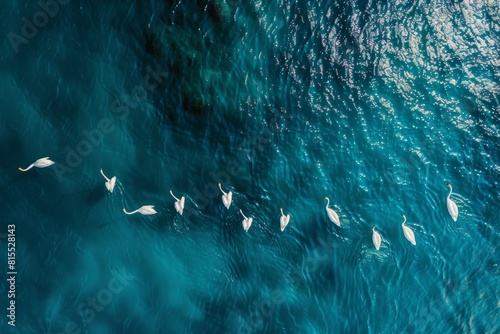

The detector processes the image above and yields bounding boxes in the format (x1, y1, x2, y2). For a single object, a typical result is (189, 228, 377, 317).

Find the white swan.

(170, 190, 185, 215)
(445, 182, 458, 222)
(100, 168, 116, 193)
(401, 214, 416, 246)
(239, 209, 253, 232)
(218, 183, 232, 209)
(324, 197, 340, 227)
(280, 207, 290, 232)
(123, 205, 157, 215)
(372, 226, 382, 250)
(18, 157, 55, 172)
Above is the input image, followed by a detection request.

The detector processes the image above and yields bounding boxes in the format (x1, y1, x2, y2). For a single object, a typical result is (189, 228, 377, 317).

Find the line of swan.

(240, 209, 253, 232)
(123, 205, 157, 215)
(445, 182, 459, 222)
(170, 190, 185, 215)
(100, 168, 116, 193)
(280, 207, 290, 231)
(324, 197, 340, 227)
(18, 157, 54, 172)
(218, 183, 232, 209)
(401, 214, 416, 245)
(19, 161, 454, 241)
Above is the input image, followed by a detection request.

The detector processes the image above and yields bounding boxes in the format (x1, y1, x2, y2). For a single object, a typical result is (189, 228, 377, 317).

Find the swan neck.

(100, 169, 110, 181)
(19, 164, 33, 172)
(218, 183, 226, 195)
(447, 185, 452, 199)
(170, 190, 179, 201)
(325, 198, 330, 207)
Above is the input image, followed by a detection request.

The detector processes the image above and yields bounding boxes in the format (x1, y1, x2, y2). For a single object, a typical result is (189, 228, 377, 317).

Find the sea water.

(0, 0, 499, 333)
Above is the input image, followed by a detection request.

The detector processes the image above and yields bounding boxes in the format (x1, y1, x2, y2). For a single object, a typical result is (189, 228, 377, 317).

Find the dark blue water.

(1, 0, 499, 333)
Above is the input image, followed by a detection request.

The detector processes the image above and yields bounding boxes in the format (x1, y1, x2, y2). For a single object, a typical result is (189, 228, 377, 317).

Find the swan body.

(445, 182, 458, 222)
(324, 197, 340, 227)
(372, 226, 382, 250)
(123, 205, 157, 215)
(401, 214, 416, 246)
(240, 209, 253, 232)
(170, 190, 185, 215)
(218, 183, 232, 209)
(280, 207, 290, 231)
(100, 168, 116, 193)
(18, 157, 55, 172)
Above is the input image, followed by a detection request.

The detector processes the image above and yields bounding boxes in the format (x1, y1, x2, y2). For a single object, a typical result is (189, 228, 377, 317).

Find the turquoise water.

(1, 0, 499, 333)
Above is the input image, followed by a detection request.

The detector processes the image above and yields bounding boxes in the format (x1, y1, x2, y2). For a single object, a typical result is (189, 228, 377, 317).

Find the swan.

(170, 190, 185, 215)
(123, 205, 157, 215)
(100, 168, 116, 193)
(401, 214, 416, 246)
(324, 197, 340, 227)
(218, 183, 232, 209)
(280, 207, 290, 231)
(372, 226, 382, 250)
(18, 157, 55, 172)
(239, 209, 253, 232)
(445, 182, 458, 222)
